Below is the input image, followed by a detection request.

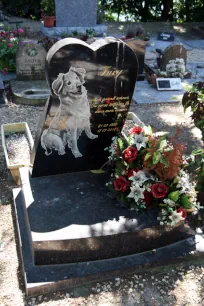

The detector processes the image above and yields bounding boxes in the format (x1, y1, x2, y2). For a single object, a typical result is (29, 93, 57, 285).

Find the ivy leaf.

(153, 152, 161, 165)
(117, 138, 124, 151)
(168, 191, 179, 202)
(144, 152, 151, 161)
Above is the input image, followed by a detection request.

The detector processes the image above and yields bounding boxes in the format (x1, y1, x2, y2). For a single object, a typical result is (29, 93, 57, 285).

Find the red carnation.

(143, 192, 152, 207)
(177, 208, 187, 219)
(123, 146, 138, 164)
(114, 176, 130, 192)
(130, 126, 143, 135)
(151, 183, 168, 199)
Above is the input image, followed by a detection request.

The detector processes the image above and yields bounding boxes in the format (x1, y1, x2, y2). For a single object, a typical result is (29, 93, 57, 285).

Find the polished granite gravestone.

(42, 0, 107, 37)
(31, 37, 138, 177)
(13, 167, 202, 296)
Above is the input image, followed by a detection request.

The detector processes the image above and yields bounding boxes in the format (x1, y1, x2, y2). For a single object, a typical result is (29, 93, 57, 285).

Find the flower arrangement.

(105, 122, 202, 226)
(166, 58, 186, 79)
(0, 29, 23, 72)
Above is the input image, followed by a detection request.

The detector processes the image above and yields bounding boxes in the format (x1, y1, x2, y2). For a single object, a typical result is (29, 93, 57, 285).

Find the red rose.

(143, 192, 152, 207)
(130, 126, 143, 135)
(123, 146, 138, 164)
(177, 208, 187, 219)
(8, 43, 12, 48)
(114, 176, 130, 192)
(151, 183, 168, 199)
(127, 168, 140, 178)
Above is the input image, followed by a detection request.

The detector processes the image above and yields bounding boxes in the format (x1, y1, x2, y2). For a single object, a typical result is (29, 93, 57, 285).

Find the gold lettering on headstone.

(99, 66, 123, 78)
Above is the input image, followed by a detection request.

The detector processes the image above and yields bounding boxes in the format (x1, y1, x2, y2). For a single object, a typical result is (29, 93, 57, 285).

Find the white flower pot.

(126, 112, 145, 127)
(1, 122, 34, 184)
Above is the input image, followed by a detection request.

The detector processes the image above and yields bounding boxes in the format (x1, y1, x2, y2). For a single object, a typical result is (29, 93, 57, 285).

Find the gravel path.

(0, 102, 203, 305)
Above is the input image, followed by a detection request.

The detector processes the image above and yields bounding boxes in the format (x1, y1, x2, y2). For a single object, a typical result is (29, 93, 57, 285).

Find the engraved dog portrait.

(41, 66, 98, 158)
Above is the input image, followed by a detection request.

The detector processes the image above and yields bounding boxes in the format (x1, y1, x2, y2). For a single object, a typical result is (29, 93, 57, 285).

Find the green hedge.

(2, 0, 41, 19)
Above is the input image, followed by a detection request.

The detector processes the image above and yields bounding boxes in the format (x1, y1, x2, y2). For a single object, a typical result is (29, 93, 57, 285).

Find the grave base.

(13, 167, 204, 296)
(41, 24, 107, 37)
(10, 80, 50, 106)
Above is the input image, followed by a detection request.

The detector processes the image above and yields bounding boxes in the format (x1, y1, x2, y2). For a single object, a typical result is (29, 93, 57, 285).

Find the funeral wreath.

(105, 122, 202, 226)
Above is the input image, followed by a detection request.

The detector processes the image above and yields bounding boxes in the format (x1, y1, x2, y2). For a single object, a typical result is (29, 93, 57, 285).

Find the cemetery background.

(0, 11, 204, 306)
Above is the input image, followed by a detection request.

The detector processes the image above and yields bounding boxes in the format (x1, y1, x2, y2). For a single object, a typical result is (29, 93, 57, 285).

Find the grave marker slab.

(16, 43, 47, 80)
(31, 38, 138, 177)
(158, 32, 175, 41)
(162, 43, 187, 70)
(55, 0, 97, 27)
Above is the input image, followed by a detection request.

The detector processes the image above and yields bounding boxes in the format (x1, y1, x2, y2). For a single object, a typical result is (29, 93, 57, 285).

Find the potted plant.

(41, 0, 55, 28)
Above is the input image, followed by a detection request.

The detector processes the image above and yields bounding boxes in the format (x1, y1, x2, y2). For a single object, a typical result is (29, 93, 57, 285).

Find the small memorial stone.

(158, 32, 175, 41)
(16, 43, 47, 80)
(162, 43, 187, 70)
(31, 37, 138, 177)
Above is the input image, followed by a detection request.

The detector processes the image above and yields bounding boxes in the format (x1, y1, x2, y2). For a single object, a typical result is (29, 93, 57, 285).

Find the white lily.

(130, 134, 148, 151)
(128, 185, 145, 202)
(129, 170, 150, 186)
(163, 199, 175, 207)
(169, 210, 185, 226)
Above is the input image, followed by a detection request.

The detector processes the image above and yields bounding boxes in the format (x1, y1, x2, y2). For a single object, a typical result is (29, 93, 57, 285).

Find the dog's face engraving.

(42, 66, 98, 159)
(52, 67, 86, 97)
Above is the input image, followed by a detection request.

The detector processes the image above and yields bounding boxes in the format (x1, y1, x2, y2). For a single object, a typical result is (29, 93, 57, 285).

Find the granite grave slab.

(13, 166, 204, 296)
(31, 37, 138, 177)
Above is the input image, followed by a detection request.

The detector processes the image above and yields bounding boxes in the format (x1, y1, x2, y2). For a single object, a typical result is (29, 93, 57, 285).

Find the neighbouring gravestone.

(16, 43, 47, 80)
(162, 43, 187, 71)
(55, 0, 96, 27)
(31, 37, 138, 177)
(158, 32, 175, 41)
(125, 38, 149, 80)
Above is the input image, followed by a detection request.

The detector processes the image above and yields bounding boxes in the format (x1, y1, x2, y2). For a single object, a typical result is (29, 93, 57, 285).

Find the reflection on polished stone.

(31, 38, 138, 177)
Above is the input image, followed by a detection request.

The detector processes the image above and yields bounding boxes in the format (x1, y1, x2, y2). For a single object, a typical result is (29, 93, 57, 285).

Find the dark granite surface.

(28, 171, 158, 235)
(31, 38, 138, 177)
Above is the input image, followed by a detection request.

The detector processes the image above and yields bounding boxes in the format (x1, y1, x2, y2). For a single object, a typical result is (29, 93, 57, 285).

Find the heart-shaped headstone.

(31, 38, 138, 177)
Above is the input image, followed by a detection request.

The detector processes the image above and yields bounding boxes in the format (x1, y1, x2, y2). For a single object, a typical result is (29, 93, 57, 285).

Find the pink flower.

(2, 68, 8, 75)
(18, 28, 24, 33)
(8, 43, 13, 48)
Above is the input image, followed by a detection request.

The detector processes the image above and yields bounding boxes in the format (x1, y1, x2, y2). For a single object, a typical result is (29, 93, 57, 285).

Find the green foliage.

(2, 0, 41, 19)
(191, 149, 204, 192)
(0, 31, 21, 71)
(182, 82, 204, 142)
(168, 191, 179, 202)
(41, 0, 55, 16)
(38, 36, 58, 52)
(99, 0, 203, 22)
